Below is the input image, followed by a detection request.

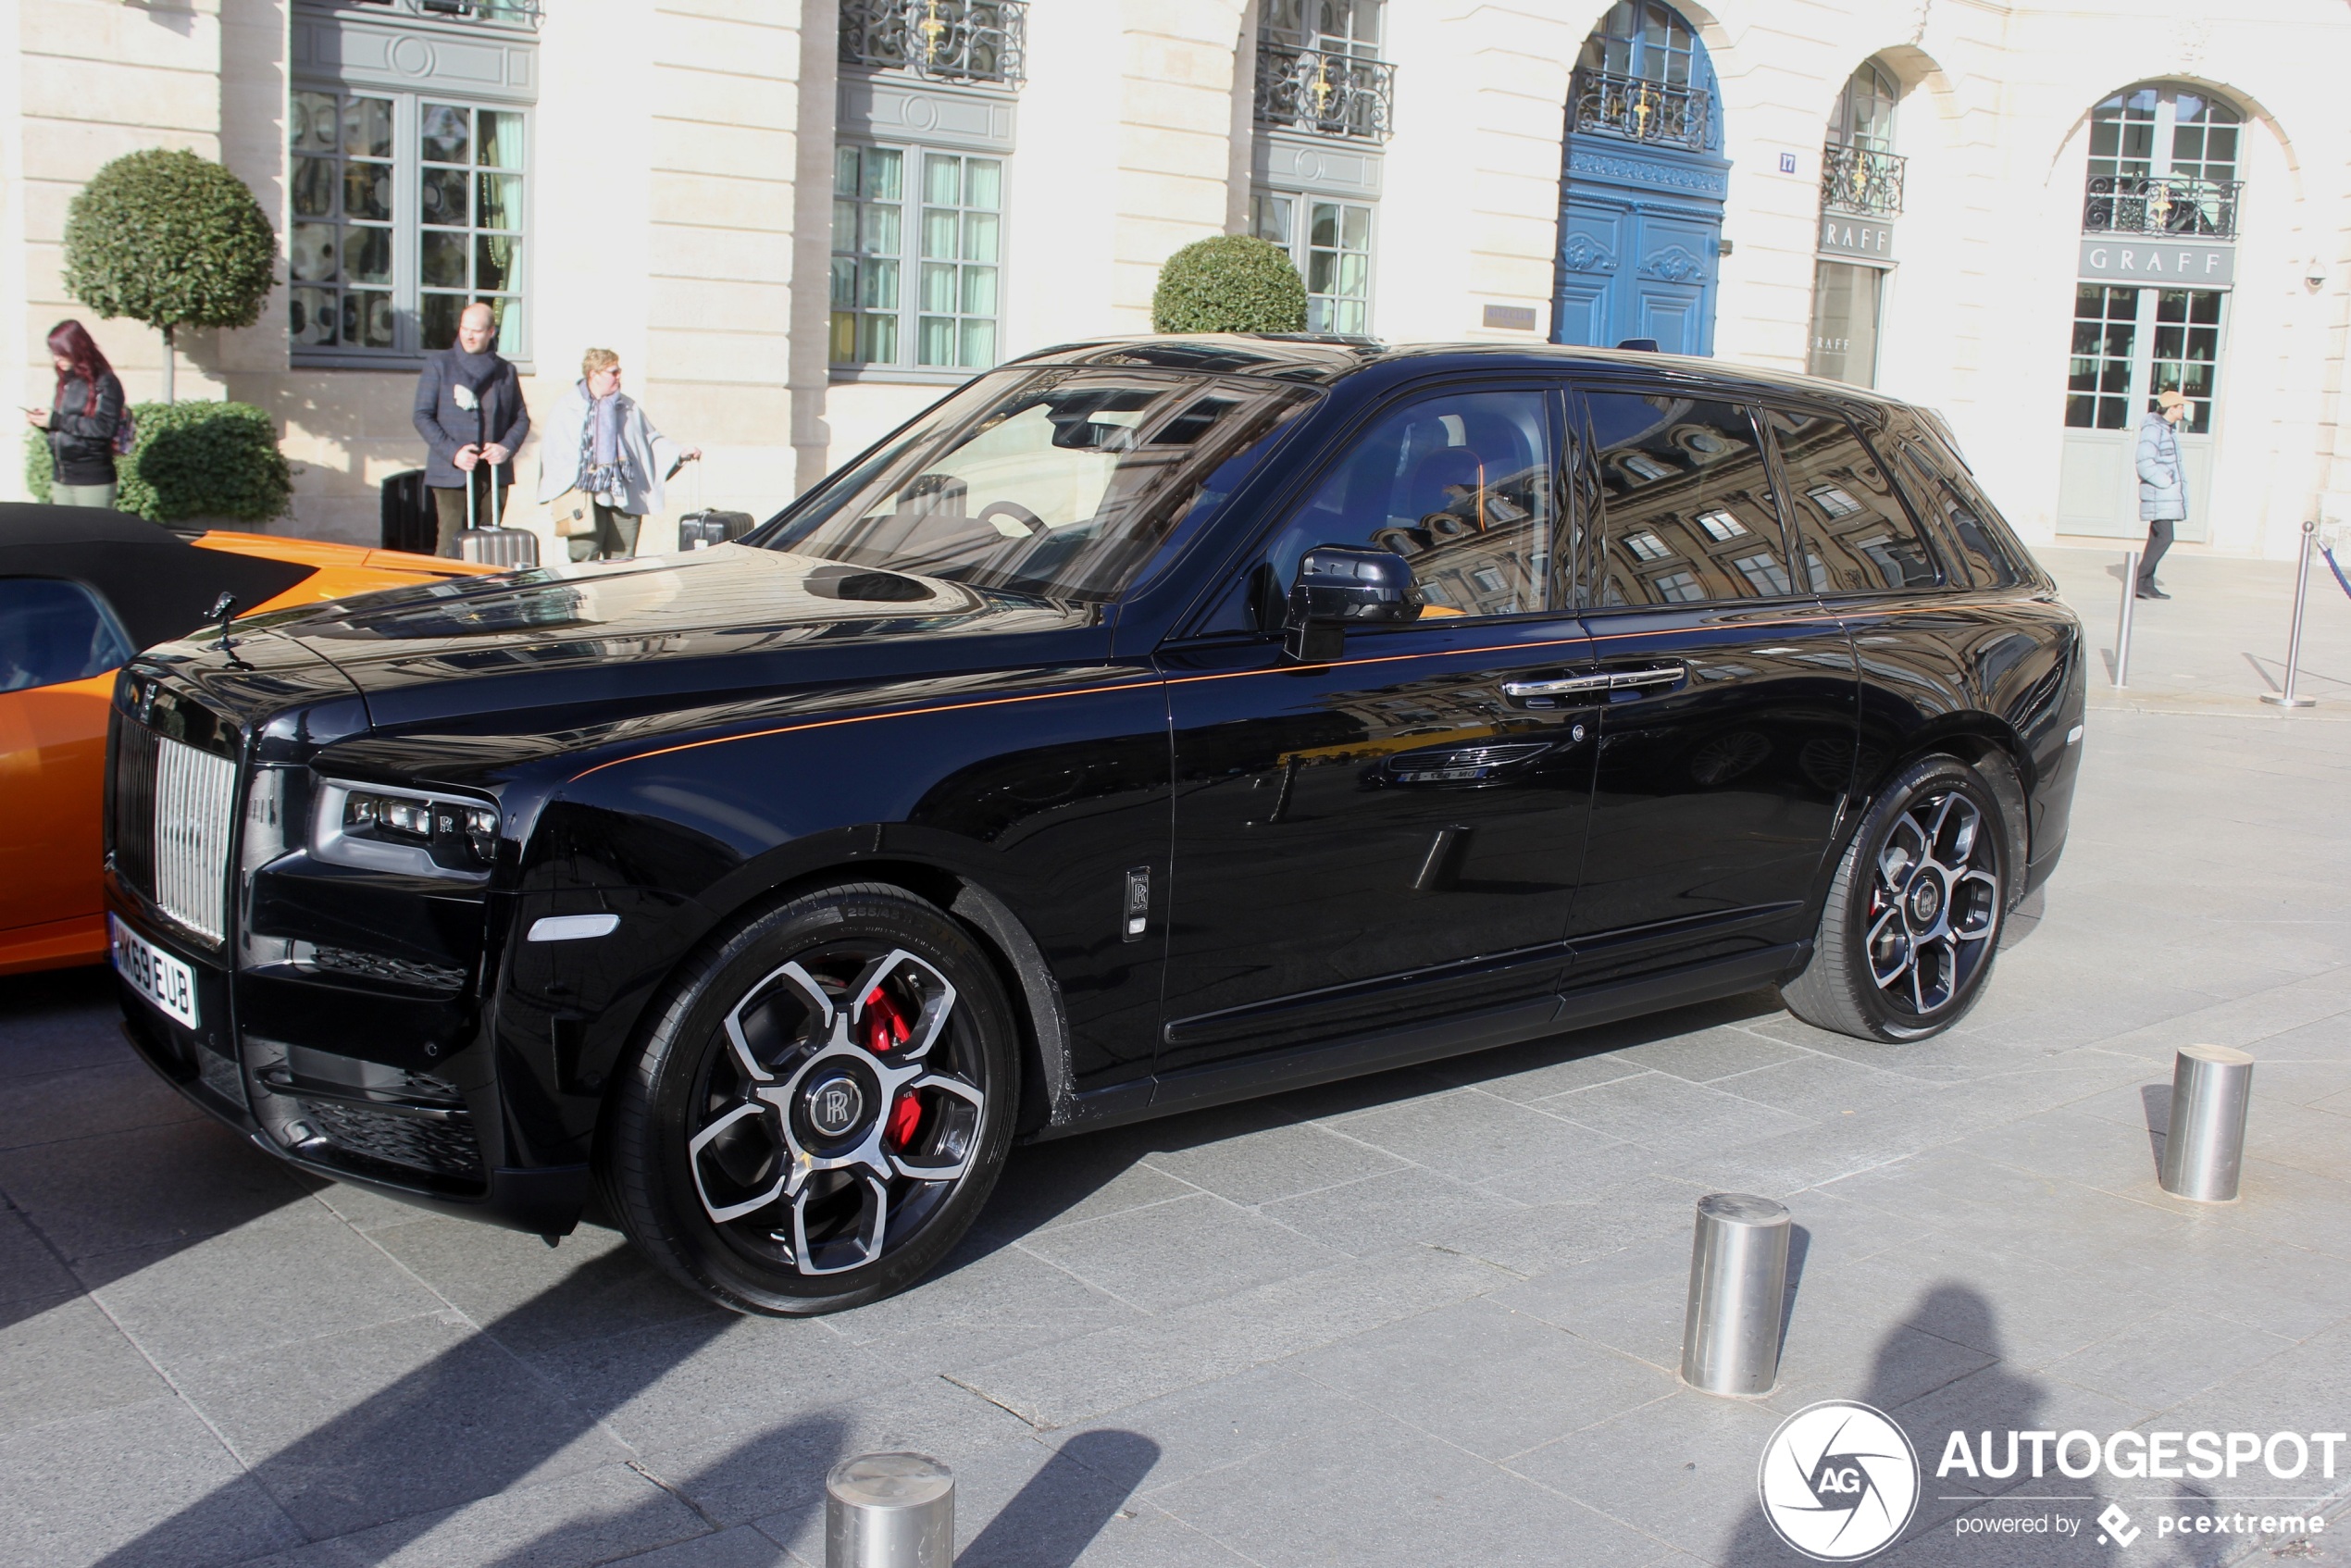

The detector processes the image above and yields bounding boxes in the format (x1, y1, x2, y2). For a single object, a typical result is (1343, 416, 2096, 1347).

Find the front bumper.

(107, 896, 588, 1238)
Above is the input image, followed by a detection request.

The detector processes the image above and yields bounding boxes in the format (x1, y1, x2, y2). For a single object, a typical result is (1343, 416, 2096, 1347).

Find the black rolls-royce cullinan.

(105, 337, 2084, 1313)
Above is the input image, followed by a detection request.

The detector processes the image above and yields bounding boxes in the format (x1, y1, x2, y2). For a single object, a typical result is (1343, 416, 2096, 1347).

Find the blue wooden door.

(1552, 3, 1730, 353)
(1555, 166, 1728, 353)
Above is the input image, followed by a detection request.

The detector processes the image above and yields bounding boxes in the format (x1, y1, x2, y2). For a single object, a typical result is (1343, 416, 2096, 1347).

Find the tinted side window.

(1764, 408, 1941, 593)
(0, 578, 132, 693)
(1260, 388, 1556, 619)
(1581, 392, 1793, 608)
(1891, 441, 2021, 590)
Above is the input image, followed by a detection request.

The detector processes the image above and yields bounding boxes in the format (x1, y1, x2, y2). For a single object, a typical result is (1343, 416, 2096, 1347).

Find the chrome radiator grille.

(155, 737, 238, 941)
(126, 733, 238, 944)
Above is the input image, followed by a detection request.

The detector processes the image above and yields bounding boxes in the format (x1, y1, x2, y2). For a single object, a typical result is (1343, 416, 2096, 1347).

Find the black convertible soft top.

(0, 504, 317, 651)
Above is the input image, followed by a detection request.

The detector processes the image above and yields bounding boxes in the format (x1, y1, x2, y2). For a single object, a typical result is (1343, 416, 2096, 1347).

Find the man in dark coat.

(413, 301, 529, 556)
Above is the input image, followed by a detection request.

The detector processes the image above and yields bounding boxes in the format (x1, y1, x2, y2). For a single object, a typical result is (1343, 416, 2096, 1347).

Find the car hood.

(258, 544, 1110, 730)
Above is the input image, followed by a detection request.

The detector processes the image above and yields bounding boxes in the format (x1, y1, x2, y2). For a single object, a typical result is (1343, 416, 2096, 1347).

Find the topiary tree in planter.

(1151, 234, 1308, 333)
(61, 148, 277, 404)
(25, 400, 290, 523)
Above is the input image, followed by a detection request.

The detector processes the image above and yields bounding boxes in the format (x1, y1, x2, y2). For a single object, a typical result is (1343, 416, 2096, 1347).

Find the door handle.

(1502, 662, 1686, 698)
(1604, 661, 1688, 691)
(1500, 672, 1615, 698)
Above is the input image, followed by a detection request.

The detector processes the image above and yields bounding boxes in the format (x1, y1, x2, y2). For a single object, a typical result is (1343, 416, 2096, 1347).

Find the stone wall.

(6, 0, 2347, 558)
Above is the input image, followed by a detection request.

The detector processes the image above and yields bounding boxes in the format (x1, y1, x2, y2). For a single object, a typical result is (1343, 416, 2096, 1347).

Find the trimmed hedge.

(25, 400, 292, 523)
(1151, 234, 1308, 333)
(22, 429, 49, 504)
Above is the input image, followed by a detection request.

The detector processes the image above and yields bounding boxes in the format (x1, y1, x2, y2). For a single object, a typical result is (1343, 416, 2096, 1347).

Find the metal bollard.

(2113, 549, 2139, 689)
(2260, 521, 2319, 708)
(827, 1452, 954, 1568)
(1681, 1192, 1792, 1396)
(2158, 1044, 2256, 1202)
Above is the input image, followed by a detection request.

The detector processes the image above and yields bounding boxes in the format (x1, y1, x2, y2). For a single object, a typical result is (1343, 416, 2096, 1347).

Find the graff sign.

(2078, 239, 2235, 286)
(1821, 218, 1894, 261)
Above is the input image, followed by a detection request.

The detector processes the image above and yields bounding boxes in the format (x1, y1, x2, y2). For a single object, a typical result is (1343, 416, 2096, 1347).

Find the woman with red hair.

(24, 319, 126, 509)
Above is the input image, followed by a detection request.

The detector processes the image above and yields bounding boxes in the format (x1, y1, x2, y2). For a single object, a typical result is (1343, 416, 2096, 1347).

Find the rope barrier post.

(1681, 1192, 1791, 1397)
(2113, 549, 2139, 689)
(2158, 1044, 2255, 1202)
(2260, 520, 2318, 709)
(827, 1452, 953, 1568)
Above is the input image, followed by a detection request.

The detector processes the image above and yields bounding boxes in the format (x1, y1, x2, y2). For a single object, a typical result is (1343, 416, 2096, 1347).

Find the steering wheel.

(977, 501, 1044, 538)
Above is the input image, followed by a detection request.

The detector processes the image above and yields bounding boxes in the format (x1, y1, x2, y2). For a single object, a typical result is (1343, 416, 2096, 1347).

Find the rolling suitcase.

(454, 456, 538, 566)
(678, 510, 753, 550)
(672, 460, 752, 551)
(457, 527, 539, 566)
(379, 468, 436, 554)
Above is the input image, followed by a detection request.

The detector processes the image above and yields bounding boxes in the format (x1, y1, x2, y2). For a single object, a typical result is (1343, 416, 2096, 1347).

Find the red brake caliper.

(862, 983, 924, 1149)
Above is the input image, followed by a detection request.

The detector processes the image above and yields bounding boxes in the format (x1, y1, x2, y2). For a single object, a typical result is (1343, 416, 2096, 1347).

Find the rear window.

(1762, 408, 1942, 594)
(768, 368, 1316, 603)
(1891, 442, 2021, 590)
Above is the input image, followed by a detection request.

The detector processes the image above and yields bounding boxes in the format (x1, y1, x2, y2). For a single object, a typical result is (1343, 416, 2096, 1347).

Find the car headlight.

(316, 780, 501, 877)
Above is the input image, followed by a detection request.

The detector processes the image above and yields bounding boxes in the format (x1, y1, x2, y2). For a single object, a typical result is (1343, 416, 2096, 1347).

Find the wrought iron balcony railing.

(2083, 175, 2242, 240)
(1821, 143, 1904, 218)
(1254, 41, 1396, 143)
(342, 0, 541, 28)
(1570, 69, 1710, 153)
(840, 0, 1026, 86)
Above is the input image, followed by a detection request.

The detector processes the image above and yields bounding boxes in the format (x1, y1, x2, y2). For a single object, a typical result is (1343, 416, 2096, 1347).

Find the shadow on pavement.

(84, 1248, 731, 1567)
(1716, 1284, 2052, 1565)
(963, 986, 1786, 1261)
(2000, 885, 2048, 952)
(2140, 1082, 2172, 1177)
(960, 1428, 1163, 1568)
(0, 966, 313, 1333)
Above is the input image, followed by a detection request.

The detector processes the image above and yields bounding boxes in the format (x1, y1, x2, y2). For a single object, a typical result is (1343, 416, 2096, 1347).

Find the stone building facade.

(6, 0, 2347, 561)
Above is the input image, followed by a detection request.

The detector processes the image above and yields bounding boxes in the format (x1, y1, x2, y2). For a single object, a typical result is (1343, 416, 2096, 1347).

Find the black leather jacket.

(48, 373, 124, 487)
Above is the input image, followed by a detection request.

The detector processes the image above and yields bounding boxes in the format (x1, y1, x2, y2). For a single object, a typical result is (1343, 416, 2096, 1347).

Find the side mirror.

(1284, 545, 1422, 663)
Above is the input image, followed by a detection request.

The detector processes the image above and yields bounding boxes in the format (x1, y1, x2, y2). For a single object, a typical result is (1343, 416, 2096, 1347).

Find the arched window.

(1828, 59, 1898, 153)
(2084, 83, 2242, 238)
(1570, 1, 1714, 151)
(1821, 57, 1903, 218)
(1578, 0, 1697, 86)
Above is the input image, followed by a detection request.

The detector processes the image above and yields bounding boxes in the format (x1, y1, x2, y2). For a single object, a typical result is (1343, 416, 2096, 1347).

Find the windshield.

(768, 368, 1316, 602)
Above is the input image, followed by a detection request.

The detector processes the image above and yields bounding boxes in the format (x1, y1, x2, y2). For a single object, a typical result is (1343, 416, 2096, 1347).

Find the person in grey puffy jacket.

(2134, 388, 2188, 599)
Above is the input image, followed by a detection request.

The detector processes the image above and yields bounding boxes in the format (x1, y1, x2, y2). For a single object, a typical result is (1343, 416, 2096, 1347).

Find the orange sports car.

(1, 504, 496, 974)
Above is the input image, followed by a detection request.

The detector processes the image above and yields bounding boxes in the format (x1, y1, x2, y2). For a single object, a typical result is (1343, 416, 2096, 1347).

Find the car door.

(1561, 385, 1860, 987)
(1157, 384, 1600, 1073)
(0, 577, 134, 947)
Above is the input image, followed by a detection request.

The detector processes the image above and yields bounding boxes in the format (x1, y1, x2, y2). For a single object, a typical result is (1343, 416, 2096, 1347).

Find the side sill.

(1034, 942, 1809, 1142)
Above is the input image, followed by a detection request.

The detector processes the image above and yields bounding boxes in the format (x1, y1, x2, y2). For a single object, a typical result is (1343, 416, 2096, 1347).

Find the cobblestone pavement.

(5, 551, 2348, 1568)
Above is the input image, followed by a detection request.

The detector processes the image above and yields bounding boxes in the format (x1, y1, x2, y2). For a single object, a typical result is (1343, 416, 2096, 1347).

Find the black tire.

(598, 881, 1019, 1315)
(1781, 754, 2011, 1042)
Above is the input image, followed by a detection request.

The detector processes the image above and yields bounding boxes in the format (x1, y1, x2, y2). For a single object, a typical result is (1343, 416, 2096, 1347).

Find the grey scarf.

(579, 384, 634, 503)
(590, 391, 625, 468)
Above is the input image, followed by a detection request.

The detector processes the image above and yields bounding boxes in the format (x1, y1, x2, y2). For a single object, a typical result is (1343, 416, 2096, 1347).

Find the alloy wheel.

(1862, 789, 2000, 1017)
(685, 945, 988, 1276)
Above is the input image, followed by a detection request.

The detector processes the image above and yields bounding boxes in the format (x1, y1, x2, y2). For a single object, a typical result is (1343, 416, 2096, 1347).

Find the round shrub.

(1151, 234, 1308, 334)
(118, 401, 292, 522)
(62, 149, 277, 340)
(26, 401, 290, 521)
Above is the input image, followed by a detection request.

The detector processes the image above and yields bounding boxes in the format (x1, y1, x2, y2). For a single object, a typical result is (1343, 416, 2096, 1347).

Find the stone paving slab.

(3, 553, 2349, 1566)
